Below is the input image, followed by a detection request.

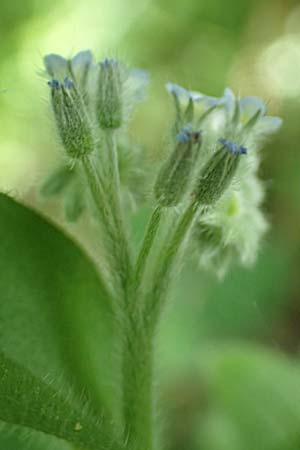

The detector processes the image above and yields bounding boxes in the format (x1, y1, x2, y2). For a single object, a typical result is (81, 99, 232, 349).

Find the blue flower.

(223, 87, 283, 135)
(44, 50, 93, 87)
(166, 82, 222, 109)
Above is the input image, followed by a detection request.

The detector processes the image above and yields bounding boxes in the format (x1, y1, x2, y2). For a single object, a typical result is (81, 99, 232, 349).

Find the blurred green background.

(1, 0, 300, 449)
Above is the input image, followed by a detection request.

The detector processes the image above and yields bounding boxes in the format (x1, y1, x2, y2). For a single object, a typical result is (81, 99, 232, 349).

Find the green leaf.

(0, 423, 71, 450)
(0, 351, 125, 450)
(198, 344, 300, 450)
(0, 193, 117, 414)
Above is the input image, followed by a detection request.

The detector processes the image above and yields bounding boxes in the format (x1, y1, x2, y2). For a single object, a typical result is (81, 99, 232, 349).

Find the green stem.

(132, 205, 163, 297)
(104, 130, 133, 304)
(122, 201, 199, 450)
(122, 316, 155, 450)
(146, 199, 199, 325)
(101, 132, 156, 448)
(81, 155, 125, 295)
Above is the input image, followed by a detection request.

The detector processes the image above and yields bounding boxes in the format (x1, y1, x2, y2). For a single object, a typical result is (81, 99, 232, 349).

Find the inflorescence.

(42, 50, 282, 277)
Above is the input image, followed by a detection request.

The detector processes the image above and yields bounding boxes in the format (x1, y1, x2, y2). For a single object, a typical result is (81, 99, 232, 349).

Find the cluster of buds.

(42, 50, 148, 221)
(155, 82, 282, 276)
(42, 50, 282, 276)
(44, 51, 149, 156)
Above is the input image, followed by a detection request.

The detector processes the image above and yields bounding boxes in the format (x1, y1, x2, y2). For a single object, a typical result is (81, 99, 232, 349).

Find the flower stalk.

(43, 51, 282, 450)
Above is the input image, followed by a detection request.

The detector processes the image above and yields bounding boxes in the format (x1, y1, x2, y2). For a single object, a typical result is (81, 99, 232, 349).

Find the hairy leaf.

(0, 351, 125, 450)
(0, 193, 117, 414)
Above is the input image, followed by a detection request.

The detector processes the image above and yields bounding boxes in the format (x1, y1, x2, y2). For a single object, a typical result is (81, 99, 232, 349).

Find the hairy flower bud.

(154, 126, 202, 207)
(48, 77, 94, 159)
(96, 58, 123, 129)
(195, 138, 247, 205)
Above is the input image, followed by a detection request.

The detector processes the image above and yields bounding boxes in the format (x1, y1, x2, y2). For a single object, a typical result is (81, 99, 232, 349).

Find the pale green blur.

(1, 1, 300, 449)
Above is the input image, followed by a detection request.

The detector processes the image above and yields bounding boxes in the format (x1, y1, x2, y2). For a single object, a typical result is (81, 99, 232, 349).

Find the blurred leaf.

(198, 344, 300, 450)
(200, 242, 291, 337)
(0, 193, 117, 414)
(0, 351, 125, 450)
(158, 243, 291, 378)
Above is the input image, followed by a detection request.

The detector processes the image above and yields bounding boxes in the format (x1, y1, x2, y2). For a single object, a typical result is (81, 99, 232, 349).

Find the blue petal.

(239, 96, 266, 121)
(127, 68, 149, 102)
(223, 88, 236, 118)
(166, 83, 223, 111)
(70, 50, 93, 88)
(44, 54, 68, 79)
(71, 50, 93, 71)
(130, 68, 149, 87)
(165, 82, 191, 99)
(256, 116, 283, 134)
(193, 93, 223, 108)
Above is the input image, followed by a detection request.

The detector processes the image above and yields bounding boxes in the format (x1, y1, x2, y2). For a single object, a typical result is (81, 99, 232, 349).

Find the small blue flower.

(47, 79, 60, 89)
(166, 82, 222, 108)
(218, 138, 247, 155)
(44, 54, 68, 79)
(44, 50, 93, 85)
(71, 50, 93, 73)
(166, 82, 192, 99)
(223, 88, 282, 134)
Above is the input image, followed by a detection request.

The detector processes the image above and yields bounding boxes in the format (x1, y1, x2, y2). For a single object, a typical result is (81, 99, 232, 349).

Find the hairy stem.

(81, 155, 125, 296)
(146, 199, 199, 326)
(132, 205, 163, 298)
(122, 315, 155, 450)
(122, 201, 199, 450)
(104, 130, 133, 305)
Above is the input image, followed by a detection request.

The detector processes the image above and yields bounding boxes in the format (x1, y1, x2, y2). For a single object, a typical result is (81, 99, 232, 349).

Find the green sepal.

(155, 130, 202, 207)
(64, 180, 85, 222)
(195, 148, 240, 206)
(40, 165, 74, 197)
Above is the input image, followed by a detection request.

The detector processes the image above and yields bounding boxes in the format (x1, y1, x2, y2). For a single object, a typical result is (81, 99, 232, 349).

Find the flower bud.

(96, 58, 123, 129)
(154, 126, 202, 207)
(195, 138, 247, 205)
(48, 77, 94, 159)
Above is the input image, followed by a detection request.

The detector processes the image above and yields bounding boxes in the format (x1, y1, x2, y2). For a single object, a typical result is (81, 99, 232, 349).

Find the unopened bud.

(154, 126, 202, 207)
(195, 138, 247, 205)
(96, 58, 123, 129)
(48, 77, 94, 159)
